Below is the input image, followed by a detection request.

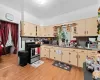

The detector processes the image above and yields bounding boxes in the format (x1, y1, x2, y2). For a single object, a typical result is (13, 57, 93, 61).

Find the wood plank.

(0, 54, 84, 80)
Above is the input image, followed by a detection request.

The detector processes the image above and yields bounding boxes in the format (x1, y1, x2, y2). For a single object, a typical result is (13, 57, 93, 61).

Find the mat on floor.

(31, 60, 44, 68)
(53, 61, 72, 71)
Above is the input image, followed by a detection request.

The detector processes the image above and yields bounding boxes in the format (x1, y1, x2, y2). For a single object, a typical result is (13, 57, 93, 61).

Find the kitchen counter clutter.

(40, 45, 99, 68)
(41, 44, 99, 51)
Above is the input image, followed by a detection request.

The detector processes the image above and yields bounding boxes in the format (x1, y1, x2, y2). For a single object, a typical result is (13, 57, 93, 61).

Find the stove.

(25, 42, 40, 64)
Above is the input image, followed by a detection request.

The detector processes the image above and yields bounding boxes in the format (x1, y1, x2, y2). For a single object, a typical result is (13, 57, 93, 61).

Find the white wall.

(42, 4, 98, 26)
(0, 4, 40, 51)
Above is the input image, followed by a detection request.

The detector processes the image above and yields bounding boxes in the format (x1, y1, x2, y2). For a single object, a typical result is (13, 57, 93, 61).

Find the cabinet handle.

(54, 57, 55, 59)
(69, 53, 71, 55)
(84, 31, 86, 34)
(69, 61, 71, 63)
(79, 55, 80, 58)
(87, 31, 88, 34)
(73, 50, 75, 51)
(54, 50, 56, 52)
(81, 51, 84, 52)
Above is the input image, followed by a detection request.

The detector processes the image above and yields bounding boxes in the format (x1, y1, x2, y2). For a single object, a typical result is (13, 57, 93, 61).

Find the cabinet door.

(54, 50, 62, 61)
(29, 24, 36, 37)
(22, 22, 30, 36)
(45, 48, 50, 58)
(40, 27, 46, 37)
(37, 25, 41, 37)
(48, 26, 54, 37)
(62, 50, 69, 64)
(40, 47, 49, 58)
(88, 51, 97, 59)
(73, 20, 86, 36)
(78, 50, 88, 67)
(50, 49, 55, 59)
(40, 47, 46, 58)
(70, 51, 78, 66)
(86, 17, 98, 36)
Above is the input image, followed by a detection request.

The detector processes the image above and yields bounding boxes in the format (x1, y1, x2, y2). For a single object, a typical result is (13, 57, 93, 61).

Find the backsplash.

(76, 37, 88, 47)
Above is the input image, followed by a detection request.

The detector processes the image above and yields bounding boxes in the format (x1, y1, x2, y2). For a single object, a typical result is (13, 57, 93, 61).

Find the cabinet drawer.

(61, 48, 70, 51)
(78, 49, 87, 53)
(70, 49, 78, 52)
(88, 51, 97, 54)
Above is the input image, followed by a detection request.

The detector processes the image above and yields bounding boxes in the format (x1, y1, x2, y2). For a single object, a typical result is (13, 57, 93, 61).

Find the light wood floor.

(0, 54, 84, 80)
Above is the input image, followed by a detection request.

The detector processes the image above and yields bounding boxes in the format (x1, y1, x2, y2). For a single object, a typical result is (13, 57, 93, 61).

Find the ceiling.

(0, 0, 98, 20)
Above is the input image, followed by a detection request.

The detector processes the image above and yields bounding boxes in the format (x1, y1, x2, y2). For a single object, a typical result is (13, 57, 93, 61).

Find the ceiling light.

(33, 0, 48, 5)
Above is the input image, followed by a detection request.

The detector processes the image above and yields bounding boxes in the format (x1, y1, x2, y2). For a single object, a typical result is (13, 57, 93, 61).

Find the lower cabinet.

(69, 51, 78, 66)
(40, 46, 97, 68)
(78, 50, 88, 67)
(40, 47, 50, 58)
(50, 49, 55, 59)
(62, 50, 70, 64)
(50, 49, 61, 61)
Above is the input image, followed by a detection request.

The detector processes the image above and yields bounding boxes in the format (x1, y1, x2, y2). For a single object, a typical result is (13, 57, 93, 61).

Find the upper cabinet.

(73, 17, 98, 37)
(37, 25, 41, 37)
(73, 19, 86, 36)
(85, 17, 98, 36)
(40, 26, 55, 37)
(21, 21, 36, 37)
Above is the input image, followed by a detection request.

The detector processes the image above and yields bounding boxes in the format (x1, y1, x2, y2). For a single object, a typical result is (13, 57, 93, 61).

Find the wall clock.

(5, 13, 14, 21)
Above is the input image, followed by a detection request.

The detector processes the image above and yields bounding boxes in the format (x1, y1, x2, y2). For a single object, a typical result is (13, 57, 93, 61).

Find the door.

(40, 47, 45, 58)
(28, 24, 36, 37)
(37, 25, 41, 37)
(40, 27, 46, 37)
(47, 26, 54, 37)
(45, 48, 50, 58)
(70, 51, 78, 66)
(86, 17, 98, 36)
(62, 50, 69, 64)
(73, 19, 86, 36)
(54, 49, 62, 61)
(78, 50, 88, 67)
(50, 49, 55, 59)
(40, 47, 50, 58)
(22, 22, 30, 36)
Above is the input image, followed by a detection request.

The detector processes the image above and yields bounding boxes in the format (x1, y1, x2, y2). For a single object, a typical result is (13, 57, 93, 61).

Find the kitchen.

(0, 0, 100, 80)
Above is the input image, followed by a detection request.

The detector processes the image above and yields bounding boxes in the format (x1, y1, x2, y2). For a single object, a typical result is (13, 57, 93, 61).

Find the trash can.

(18, 51, 29, 67)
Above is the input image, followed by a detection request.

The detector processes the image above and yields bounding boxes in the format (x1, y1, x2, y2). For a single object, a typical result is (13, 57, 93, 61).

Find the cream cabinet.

(50, 48, 62, 61)
(37, 25, 41, 37)
(73, 19, 86, 36)
(72, 17, 97, 37)
(46, 26, 54, 37)
(21, 21, 36, 37)
(85, 17, 98, 36)
(40, 27, 47, 37)
(62, 50, 70, 64)
(69, 49, 78, 66)
(78, 50, 88, 67)
(88, 50, 97, 58)
(40, 47, 50, 58)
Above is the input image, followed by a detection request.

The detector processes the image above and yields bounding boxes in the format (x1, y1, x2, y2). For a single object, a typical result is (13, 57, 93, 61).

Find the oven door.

(31, 48, 35, 58)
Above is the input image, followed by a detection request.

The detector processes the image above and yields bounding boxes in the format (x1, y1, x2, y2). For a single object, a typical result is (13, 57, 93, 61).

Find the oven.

(25, 42, 40, 64)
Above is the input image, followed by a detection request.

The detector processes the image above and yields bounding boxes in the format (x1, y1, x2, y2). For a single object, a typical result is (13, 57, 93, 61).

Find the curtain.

(11, 24, 18, 54)
(0, 21, 9, 54)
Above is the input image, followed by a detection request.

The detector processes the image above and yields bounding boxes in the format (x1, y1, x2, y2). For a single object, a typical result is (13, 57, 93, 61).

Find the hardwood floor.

(0, 54, 84, 80)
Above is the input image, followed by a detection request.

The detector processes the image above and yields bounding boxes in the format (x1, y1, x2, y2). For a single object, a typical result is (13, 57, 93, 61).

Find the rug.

(31, 60, 44, 68)
(53, 61, 72, 71)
